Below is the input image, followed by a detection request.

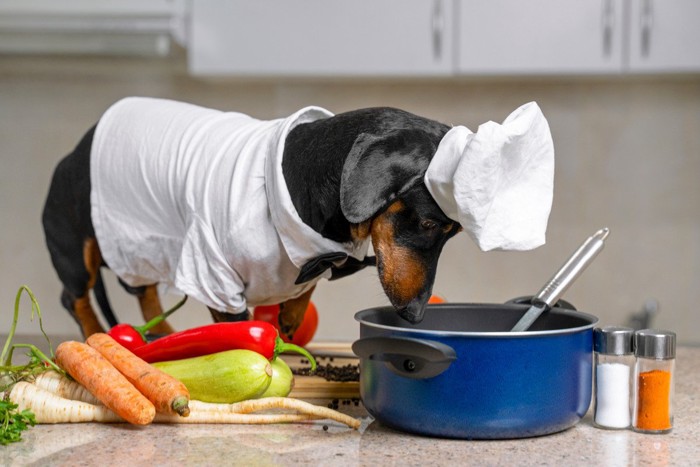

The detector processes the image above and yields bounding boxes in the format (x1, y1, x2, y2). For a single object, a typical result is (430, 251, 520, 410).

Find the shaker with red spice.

(632, 329, 676, 434)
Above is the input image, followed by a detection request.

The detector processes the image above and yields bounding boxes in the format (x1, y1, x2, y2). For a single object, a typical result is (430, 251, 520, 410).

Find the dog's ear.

(340, 129, 436, 223)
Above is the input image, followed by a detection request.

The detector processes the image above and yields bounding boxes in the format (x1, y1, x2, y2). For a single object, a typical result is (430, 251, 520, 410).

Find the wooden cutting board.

(281, 342, 360, 401)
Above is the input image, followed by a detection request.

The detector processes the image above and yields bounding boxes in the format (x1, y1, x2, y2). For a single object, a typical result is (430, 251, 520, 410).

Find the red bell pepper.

(107, 296, 187, 352)
(131, 320, 317, 371)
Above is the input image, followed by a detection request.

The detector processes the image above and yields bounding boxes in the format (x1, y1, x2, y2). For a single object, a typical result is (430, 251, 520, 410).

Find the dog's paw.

(277, 304, 305, 341)
(277, 312, 301, 341)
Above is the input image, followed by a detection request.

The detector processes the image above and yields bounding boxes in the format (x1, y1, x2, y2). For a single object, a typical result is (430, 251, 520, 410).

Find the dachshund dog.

(42, 100, 461, 339)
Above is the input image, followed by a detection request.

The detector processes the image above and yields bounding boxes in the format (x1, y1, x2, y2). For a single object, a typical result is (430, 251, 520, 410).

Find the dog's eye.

(420, 220, 437, 230)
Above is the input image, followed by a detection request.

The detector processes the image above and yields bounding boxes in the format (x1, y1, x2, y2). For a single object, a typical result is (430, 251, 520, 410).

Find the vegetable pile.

(130, 320, 317, 372)
(0, 286, 359, 443)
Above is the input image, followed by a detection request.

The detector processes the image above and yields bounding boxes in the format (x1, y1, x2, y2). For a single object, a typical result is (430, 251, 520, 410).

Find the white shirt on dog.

(90, 97, 370, 315)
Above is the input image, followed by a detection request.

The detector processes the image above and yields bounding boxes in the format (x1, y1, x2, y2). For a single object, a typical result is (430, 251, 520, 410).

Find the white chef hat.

(424, 102, 555, 251)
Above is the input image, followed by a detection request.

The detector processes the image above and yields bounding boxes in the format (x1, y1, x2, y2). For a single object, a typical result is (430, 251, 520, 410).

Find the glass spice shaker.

(633, 329, 676, 434)
(593, 326, 635, 429)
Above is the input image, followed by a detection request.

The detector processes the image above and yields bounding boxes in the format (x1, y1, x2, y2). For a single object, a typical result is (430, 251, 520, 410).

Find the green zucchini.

(153, 349, 272, 403)
(256, 357, 294, 398)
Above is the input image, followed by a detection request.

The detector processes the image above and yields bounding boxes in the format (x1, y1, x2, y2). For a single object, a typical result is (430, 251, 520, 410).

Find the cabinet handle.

(601, 0, 614, 58)
(641, 0, 654, 58)
(431, 0, 444, 61)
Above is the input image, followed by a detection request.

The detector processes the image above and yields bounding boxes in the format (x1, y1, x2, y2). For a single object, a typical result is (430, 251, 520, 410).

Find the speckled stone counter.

(3, 347, 699, 466)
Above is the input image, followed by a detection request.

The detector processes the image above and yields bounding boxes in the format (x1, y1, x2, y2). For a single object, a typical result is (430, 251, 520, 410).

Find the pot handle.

(506, 295, 577, 311)
(352, 336, 456, 379)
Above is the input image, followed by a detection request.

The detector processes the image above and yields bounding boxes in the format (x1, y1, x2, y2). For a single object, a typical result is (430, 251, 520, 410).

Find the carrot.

(32, 370, 100, 405)
(4, 382, 123, 423)
(54, 340, 155, 425)
(86, 333, 190, 417)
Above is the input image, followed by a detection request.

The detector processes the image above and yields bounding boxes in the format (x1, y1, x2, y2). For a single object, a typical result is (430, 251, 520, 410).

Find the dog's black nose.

(397, 302, 426, 324)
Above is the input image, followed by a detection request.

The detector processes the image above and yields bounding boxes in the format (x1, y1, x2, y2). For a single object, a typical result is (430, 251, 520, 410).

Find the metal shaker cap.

(635, 329, 676, 359)
(594, 326, 634, 355)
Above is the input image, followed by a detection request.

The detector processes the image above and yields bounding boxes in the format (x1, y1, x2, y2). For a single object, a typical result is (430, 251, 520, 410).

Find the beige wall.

(1, 53, 698, 344)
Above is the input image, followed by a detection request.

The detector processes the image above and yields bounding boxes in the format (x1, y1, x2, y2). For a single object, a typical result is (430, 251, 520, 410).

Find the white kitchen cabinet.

(627, 0, 700, 72)
(455, 0, 700, 75)
(0, 0, 176, 56)
(188, 0, 699, 77)
(189, 0, 454, 76)
(455, 0, 626, 74)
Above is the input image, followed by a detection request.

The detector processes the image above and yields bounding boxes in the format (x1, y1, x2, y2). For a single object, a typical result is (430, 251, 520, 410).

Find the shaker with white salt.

(593, 326, 635, 429)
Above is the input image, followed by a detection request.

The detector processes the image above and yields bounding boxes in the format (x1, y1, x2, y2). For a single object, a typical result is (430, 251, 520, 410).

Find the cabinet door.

(456, 0, 625, 74)
(627, 0, 700, 72)
(189, 0, 453, 76)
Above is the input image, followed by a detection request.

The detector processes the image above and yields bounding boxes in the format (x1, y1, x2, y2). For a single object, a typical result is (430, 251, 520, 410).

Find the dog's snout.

(397, 299, 427, 324)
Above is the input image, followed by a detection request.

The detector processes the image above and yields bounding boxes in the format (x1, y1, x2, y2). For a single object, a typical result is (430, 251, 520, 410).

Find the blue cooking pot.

(352, 302, 598, 439)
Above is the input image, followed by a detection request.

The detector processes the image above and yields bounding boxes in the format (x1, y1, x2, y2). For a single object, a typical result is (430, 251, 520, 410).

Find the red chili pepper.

(132, 320, 317, 371)
(107, 296, 187, 352)
(108, 324, 146, 352)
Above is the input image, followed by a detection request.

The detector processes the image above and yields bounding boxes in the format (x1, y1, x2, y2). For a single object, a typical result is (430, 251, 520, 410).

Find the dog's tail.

(93, 270, 119, 328)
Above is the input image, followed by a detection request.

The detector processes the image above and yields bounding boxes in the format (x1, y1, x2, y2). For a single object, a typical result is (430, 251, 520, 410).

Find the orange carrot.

(86, 333, 190, 417)
(54, 341, 155, 425)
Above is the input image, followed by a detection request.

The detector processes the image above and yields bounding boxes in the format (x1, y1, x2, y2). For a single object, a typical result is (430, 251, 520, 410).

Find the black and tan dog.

(42, 104, 461, 339)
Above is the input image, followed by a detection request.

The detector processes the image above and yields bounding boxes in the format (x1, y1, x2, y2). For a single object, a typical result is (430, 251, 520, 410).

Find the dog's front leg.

(278, 286, 316, 340)
(69, 293, 106, 338)
(137, 284, 176, 335)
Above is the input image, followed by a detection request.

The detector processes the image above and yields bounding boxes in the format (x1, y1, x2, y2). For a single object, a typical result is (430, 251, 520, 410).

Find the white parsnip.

(6, 382, 123, 423)
(188, 399, 252, 413)
(32, 371, 101, 405)
(5, 381, 361, 429)
(188, 397, 361, 429)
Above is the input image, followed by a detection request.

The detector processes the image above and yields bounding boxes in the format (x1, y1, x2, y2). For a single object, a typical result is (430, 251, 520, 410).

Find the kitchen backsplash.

(1, 53, 698, 344)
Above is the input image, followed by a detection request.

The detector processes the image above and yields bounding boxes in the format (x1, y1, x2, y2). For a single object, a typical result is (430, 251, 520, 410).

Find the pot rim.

(354, 302, 599, 338)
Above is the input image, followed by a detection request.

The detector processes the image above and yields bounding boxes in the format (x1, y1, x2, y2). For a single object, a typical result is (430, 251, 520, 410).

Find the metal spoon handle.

(535, 227, 610, 307)
(511, 227, 610, 332)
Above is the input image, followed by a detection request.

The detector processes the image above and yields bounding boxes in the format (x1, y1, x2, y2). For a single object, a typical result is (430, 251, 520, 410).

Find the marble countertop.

(2, 347, 699, 466)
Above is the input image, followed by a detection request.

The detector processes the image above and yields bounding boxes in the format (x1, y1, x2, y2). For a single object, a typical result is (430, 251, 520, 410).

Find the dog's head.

(340, 127, 461, 324)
